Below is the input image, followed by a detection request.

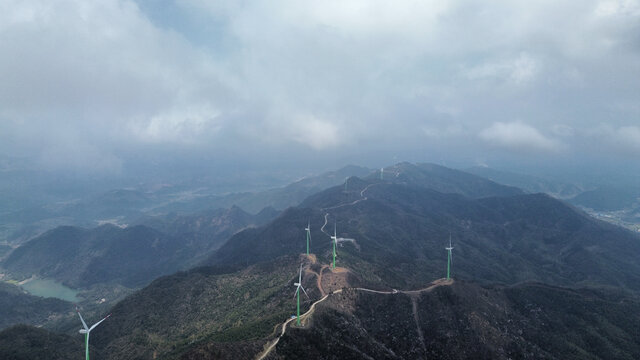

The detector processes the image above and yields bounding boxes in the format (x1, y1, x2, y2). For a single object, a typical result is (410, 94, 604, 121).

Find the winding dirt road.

(321, 183, 377, 212)
(254, 178, 444, 360)
(320, 182, 378, 235)
(254, 278, 453, 360)
(255, 288, 344, 360)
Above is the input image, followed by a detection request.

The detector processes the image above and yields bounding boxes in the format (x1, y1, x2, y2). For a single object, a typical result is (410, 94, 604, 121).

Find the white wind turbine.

(446, 234, 454, 280)
(305, 220, 311, 255)
(77, 306, 111, 360)
(331, 223, 338, 269)
(293, 264, 309, 326)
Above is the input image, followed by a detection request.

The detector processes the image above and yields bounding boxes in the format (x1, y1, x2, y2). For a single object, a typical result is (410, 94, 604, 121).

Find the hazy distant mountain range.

(569, 186, 640, 211)
(466, 166, 640, 213)
(149, 165, 373, 214)
(465, 166, 584, 199)
(0, 165, 372, 246)
(2, 206, 277, 288)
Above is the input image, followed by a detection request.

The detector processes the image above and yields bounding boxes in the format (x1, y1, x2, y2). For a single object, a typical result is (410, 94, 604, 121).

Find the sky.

(0, 0, 638, 181)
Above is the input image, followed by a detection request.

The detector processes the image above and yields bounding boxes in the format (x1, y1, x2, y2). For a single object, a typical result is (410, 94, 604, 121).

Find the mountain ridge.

(206, 175, 640, 292)
(2, 205, 277, 288)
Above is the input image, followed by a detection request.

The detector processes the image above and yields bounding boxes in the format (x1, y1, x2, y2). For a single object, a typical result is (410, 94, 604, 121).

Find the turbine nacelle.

(79, 329, 88, 334)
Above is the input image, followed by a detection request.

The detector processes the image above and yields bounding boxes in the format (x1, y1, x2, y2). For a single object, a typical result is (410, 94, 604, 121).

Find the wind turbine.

(77, 306, 111, 360)
(293, 264, 309, 326)
(445, 234, 454, 280)
(331, 223, 338, 269)
(305, 220, 311, 255)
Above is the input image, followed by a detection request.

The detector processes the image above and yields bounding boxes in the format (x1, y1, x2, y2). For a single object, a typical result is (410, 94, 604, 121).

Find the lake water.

(20, 278, 80, 302)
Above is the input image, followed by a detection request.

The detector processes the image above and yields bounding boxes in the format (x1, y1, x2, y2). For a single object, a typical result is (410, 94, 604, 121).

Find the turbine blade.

(300, 286, 310, 298)
(298, 264, 302, 283)
(294, 286, 300, 298)
(76, 307, 89, 330)
(89, 313, 111, 331)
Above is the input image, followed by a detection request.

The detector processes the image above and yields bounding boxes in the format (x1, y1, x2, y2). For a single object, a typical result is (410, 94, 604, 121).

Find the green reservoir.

(20, 278, 79, 302)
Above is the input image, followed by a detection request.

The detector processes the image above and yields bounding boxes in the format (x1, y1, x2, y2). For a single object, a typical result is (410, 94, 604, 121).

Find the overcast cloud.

(0, 0, 638, 175)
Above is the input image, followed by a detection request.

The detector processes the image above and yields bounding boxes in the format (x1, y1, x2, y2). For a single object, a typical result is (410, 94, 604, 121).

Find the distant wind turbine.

(446, 234, 454, 280)
(331, 223, 338, 269)
(305, 221, 311, 255)
(293, 264, 309, 326)
(77, 307, 111, 360)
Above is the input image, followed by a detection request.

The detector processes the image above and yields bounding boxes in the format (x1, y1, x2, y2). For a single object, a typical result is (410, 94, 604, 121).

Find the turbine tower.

(331, 223, 338, 269)
(293, 264, 309, 326)
(77, 307, 111, 360)
(445, 234, 454, 280)
(305, 221, 311, 255)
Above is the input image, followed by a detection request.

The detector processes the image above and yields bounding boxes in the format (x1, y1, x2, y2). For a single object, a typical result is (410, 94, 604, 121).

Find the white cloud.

(0, 0, 231, 166)
(551, 124, 575, 137)
(0, 0, 639, 170)
(286, 114, 342, 150)
(186, 0, 452, 38)
(38, 141, 123, 175)
(589, 124, 640, 154)
(464, 53, 539, 85)
(128, 105, 221, 144)
(479, 122, 562, 152)
(594, 0, 640, 17)
(618, 126, 640, 145)
(617, 126, 640, 151)
(422, 123, 465, 139)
